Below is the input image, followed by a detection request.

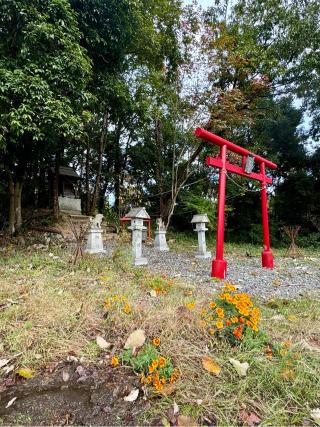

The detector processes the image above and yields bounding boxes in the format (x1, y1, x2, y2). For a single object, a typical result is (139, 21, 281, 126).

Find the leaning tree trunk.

(90, 113, 108, 215)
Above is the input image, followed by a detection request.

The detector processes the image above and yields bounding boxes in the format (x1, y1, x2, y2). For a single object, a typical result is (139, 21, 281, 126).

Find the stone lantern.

(191, 214, 211, 259)
(154, 218, 169, 251)
(126, 207, 150, 266)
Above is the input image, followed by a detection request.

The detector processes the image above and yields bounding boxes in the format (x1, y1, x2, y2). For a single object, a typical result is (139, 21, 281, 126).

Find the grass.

(0, 241, 319, 425)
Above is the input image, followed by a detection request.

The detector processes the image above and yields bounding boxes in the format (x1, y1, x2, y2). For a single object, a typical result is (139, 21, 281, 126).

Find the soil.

(0, 364, 150, 426)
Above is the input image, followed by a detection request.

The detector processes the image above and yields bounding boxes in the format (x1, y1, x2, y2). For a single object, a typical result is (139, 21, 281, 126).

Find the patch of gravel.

(143, 246, 320, 300)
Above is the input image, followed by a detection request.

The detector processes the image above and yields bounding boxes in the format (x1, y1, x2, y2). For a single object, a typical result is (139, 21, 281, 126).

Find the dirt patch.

(0, 364, 150, 425)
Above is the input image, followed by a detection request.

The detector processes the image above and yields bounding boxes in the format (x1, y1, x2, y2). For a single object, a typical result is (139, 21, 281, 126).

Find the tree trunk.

(53, 149, 60, 220)
(8, 176, 15, 236)
(85, 142, 90, 215)
(114, 121, 122, 214)
(14, 181, 23, 231)
(90, 113, 108, 215)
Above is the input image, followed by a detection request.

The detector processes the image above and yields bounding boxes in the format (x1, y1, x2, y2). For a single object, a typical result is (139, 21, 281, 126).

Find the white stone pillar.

(128, 218, 148, 265)
(85, 228, 106, 254)
(191, 214, 211, 259)
(154, 230, 169, 251)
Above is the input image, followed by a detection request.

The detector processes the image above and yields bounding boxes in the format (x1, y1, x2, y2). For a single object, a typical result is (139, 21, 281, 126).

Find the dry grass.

(0, 243, 319, 425)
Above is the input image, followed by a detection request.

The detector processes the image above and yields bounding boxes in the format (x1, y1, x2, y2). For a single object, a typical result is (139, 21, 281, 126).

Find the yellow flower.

(186, 302, 196, 310)
(123, 304, 131, 314)
(149, 365, 155, 373)
(146, 375, 152, 384)
(216, 319, 224, 329)
(200, 309, 207, 317)
(209, 301, 216, 309)
(111, 356, 119, 367)
(223, 283, 237, 292)
(153, 337, 161, 347)
(230, 316, 238, 323)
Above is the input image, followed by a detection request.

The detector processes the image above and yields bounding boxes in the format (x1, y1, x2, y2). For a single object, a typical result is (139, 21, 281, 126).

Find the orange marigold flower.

(216, 307, 224, 318)
(111, 356, 119, 367)
(153, 337, 161, 347)
(209, 301, 216, 309)
(239, 317, 245, 324)
(159, 357, 166, 367)
(216, 319, 224, 329)
(149, 365, 155, 374)
(146, 375, 152, 384)
(225, 319, 231, 326)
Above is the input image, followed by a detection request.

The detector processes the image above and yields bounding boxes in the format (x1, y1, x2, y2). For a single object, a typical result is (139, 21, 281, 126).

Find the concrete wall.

(58, 196, 81, 213)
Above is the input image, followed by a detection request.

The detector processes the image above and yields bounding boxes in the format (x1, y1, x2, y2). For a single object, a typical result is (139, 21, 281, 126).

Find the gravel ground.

(143, 246, 320, 300)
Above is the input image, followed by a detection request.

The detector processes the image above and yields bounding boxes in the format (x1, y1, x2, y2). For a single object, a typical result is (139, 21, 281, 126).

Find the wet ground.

(0, 364, 149, 426)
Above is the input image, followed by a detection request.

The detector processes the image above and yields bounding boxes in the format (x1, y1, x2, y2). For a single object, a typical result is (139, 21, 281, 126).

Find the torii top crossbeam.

(194, 127, 277, 279)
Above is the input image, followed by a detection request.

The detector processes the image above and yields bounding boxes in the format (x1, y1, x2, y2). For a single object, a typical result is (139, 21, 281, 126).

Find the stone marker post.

(127, 207, 150, 266)
(191, 214, 211, 259)
(85, 214, 106, 254)
(154, 218, 169, 251)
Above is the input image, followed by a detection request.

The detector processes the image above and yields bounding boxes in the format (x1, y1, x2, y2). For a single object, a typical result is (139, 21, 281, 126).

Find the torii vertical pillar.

(212, 144, 228, 279)
(260, 162, 274, 268)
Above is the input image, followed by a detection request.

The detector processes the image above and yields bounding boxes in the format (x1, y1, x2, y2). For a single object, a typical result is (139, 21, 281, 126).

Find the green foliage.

(180, 192, 217, 231)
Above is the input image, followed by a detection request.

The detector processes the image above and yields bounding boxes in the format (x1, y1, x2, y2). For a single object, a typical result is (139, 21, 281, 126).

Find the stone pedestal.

(191, 214, 211, 259)
(85, 228, 106, 254)
(154, 230, 169, 251)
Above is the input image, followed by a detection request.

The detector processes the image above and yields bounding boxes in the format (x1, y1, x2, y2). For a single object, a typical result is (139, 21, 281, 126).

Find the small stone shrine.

(154, 218, 169, 251)
(126, 207, 150, 266)
(191, 214, 211, 259)
(85, 214, 106, 254)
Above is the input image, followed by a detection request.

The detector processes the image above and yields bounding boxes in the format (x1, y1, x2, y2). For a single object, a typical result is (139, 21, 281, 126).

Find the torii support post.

(194, 128, 277, 279)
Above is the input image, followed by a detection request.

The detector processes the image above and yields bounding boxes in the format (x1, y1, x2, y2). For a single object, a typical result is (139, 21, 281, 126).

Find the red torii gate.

(194, 128, 277, 279)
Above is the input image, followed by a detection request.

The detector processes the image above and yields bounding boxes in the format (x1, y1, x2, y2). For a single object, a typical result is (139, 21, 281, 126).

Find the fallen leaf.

(239, 410, 261, 426)
(5, 397, 17, 409)
(173, 401, 179, 415)
(270, 314, 285, 321)
(311, 408, 320, 425)
(123, 388, 139, 402)
(124, 329, 145, 350)
(265, 345, 273, 360)
(161, 383, 176, 396)
(287, 315, 297, 322)
(0, 359, 11, 369)
(3, 365, 15, 375)
(202, 356, 221, 376)
(229, 358, 249, 377)
(177, 415, 198, 426)
(16, 368, 34, 379)
(62, 370, 70, 382)
(149, 290, 157, 298)
(96, 336, 111, 350)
